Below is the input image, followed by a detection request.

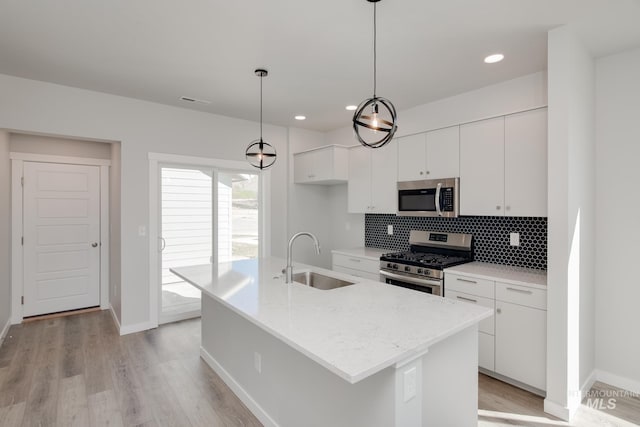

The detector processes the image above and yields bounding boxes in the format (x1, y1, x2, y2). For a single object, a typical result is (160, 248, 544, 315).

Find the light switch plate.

(387, 225, 393, 235)
(510, 232, 520, 246)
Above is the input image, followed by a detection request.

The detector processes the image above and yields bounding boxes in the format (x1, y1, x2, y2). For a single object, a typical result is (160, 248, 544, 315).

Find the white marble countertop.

(444, 261, 547, 289)
(330, 247, 390, 261)
(171, 257, 492, 384)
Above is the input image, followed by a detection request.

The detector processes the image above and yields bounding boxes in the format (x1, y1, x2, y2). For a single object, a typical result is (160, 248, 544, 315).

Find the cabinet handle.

(349, 258, 362, 263)
(506, 287, 533, 295)
(456, 278, 477, 284)
(419, 171, 424, 175)
(496, 205, 501, 210)
(496, 308, 502, 314)
(456, 296, 477, 303)
(506, 205, 511, 211)
(308, 174, 315, 178)
(426, 171, 430, 175)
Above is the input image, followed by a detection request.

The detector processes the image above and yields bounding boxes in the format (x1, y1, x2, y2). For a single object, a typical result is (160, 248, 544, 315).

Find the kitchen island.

(171, 257, 492, 427)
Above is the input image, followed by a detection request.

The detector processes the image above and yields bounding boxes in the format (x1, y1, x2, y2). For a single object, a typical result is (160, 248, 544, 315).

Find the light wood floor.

(0, 311, 638, 427)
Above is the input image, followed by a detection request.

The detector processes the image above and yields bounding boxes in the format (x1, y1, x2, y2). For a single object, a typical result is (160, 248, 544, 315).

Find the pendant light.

(246, 69, 277, 169)
(353, 0, 398, 148)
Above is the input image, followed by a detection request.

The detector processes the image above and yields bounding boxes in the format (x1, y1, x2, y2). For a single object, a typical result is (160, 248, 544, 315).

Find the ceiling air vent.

(180, 96, 211, 105)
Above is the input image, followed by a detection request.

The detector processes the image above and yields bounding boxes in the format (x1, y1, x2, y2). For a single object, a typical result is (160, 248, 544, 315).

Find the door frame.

(148, 152, 271, 328)
(10, 153, 111, 324)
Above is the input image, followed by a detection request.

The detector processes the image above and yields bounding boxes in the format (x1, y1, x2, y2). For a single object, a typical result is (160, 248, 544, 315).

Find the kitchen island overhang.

(172, 257, 492, 427)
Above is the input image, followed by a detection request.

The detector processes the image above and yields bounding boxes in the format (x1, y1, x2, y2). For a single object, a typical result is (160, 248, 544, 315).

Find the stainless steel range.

(379, 230, 474, 296)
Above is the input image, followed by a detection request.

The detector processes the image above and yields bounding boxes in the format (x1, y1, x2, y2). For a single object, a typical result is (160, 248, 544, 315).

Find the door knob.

(91, 242, 98, 248)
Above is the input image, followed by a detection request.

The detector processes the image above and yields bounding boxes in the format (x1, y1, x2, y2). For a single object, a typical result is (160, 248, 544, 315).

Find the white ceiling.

(1, 0, 639, 131)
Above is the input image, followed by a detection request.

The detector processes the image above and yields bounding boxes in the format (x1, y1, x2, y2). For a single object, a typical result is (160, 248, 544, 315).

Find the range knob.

(392, 264, 399, 270)
(417, 268, 423, 274)
(387, 263, 393, 269)
(404, 266, 411, 272)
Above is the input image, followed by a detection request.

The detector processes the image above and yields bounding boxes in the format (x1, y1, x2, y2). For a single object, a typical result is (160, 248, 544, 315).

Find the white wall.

(0, 130, 10, 334)
(9, 133, 112, 159)
(0, 73, 288, 330)
(326, 72, 548, 144)
(287, 128, 333, 268)
(595, 47, 640, 391)
(545, 25, 596, 420)
(110, 142, 122, 323)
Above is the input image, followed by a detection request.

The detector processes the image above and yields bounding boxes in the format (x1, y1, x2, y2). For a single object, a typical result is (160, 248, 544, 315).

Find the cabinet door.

(347, 146, 372, 213)
(293, 151, 318, 183)
(460, 117, 505, 216)
(495, 301, 546, 391)
(426, 126, 460, 179)
(397, 134, 426, 182)
(505, 108, 547, 217)
(370, 139, 398, 213)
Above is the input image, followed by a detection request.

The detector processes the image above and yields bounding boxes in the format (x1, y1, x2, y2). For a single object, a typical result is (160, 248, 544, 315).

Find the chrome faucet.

(285, 232, 321, 283)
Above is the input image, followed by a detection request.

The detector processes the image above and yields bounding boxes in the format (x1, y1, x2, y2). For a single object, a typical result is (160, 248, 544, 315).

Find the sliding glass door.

(159, 165, 260, 324)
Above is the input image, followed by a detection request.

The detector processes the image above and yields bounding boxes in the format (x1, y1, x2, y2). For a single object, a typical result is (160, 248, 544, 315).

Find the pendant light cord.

(260, 74, 263, 140)
(373, 2, 377, 98)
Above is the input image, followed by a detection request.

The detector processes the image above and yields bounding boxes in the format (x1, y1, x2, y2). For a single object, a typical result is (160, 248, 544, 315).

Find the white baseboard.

(200, 347, 279, 427)
(595, 369, 640, 396)
(580, 369, 598, 399)
(0, 318, 11, 347)
(119, 320, 155, 336)
(543, 398, 577, 421)
(109, 304, 121, 333)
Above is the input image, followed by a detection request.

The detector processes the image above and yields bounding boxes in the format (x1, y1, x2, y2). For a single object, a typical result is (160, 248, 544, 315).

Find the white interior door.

(22, 162, 101, 317)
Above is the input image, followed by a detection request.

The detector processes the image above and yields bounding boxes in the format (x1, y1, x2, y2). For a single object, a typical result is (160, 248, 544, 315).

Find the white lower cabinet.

(445, 270, 547, 393)
(332, 253, 381, 281)
(495, 282, 547, 391)
(478, 332, 495, 371)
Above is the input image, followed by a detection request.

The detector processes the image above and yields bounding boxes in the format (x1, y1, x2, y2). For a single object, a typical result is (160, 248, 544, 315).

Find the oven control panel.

(379, 262, 442, 280)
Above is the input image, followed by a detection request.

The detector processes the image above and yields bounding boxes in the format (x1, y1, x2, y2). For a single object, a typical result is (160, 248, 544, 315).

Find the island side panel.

(422, 324, 479, 426)
(200, 294, 396, 427)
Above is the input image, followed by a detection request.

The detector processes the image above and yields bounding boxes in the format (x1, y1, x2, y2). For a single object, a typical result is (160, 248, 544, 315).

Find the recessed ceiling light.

(484, 54, 504, 64)
(345, 105, 357, 111)
(294, 115, 306, 121)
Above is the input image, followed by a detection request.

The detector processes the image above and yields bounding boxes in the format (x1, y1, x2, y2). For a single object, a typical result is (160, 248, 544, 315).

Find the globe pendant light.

(246, 69, 277, 169)
(353, 0, 398, 148)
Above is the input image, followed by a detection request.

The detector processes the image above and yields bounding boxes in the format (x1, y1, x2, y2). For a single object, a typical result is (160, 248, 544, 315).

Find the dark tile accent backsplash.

(365, 214, 547, 270)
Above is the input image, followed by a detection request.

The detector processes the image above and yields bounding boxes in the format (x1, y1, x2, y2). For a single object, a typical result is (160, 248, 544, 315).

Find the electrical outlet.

(254, 352, 262, 374)
(510, 232, 520, 246)
(403, 367, 417, 402)
(387, 225, 393, 235)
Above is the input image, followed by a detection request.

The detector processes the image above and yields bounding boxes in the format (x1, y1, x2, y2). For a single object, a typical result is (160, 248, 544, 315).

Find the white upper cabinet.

(426, 126, 460, 180)
(397, 126, 460, 182)
(348, 140, 398, 214)
(293, 145, 348, 185)
(460, 117, 505, 216)
(460, 108, 547, 217)
(504, 109, 548, 217)
(397, 134, 426, 182)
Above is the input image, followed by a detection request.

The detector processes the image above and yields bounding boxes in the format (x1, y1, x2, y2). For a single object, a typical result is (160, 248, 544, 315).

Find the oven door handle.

(435, 182, 443, 217)
(379, 270, 442, 287)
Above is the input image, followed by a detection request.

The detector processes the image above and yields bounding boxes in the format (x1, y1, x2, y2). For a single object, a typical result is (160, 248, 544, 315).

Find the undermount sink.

(292, 271, 356, 290)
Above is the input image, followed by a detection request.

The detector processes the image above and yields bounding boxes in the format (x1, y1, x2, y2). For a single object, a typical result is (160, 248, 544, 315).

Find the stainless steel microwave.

(397, 178, 459, 217)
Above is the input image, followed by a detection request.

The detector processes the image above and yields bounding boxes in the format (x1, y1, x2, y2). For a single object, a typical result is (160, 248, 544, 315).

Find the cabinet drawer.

(479, 332, 495, 371)
(496, 282, 546, 310)
(332, 254, 380, 275)
(332, 265, 381, 282)
(446, 290, 495, 335)
(445, 273, 495, 299)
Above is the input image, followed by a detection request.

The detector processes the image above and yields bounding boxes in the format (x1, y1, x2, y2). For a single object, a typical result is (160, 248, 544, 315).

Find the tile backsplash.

(365, 214, 547, 270)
